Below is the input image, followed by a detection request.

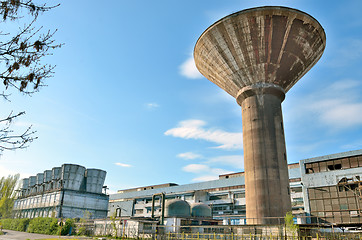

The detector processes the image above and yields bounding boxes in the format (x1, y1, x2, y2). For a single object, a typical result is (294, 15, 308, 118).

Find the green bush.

(59, 218, 75, 236)
(1, 217, 77, 236)
(27, 217, 59, 235)
(0, 218, 30, 231)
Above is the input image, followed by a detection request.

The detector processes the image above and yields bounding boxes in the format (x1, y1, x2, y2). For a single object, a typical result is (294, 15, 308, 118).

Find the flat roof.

(301, 149, 362, 164)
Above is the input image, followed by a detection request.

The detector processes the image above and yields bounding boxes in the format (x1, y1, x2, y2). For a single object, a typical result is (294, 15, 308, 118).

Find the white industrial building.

(108, 150, 362, 226)
(13, 164, 109, 219)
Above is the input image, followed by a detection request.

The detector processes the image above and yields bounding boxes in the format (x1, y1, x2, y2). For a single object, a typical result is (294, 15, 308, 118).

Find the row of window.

(305, 156, 362, 174)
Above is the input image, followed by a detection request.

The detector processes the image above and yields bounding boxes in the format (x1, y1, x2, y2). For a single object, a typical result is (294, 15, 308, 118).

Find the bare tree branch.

(0, 1, 60, 153)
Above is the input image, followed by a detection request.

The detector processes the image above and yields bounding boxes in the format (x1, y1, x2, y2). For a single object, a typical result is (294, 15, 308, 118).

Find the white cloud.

(285, 79, 362, 131)
(307, 80, 362, 129)
(327, 39, 362, 67)
(182, 164, 209, 173)
(145, 102, 159, 110)
(207, 155, 244, 169)
(164, 119, 242, 150)
(179, 56, 203, 79)
(177, 152, 203, 160)
(115, 162, 132, 168)
(182, 163, 233, 182)
(192, 175, 219, 182)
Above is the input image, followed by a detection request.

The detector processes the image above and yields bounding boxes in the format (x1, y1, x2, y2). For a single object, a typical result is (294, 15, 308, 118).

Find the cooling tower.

(29, 176, 37, 187)
(61, 164, 86, 191)
(85, 169, 107, 193)
(36, 173, 44, 185)
(52, 167, 61, 180)
(194, 6, 326, 224)
(20, 178, 29, 189)
(43, 170, 52, 182)
(43, 170, 52, 191)
(52, 167, 61, 189)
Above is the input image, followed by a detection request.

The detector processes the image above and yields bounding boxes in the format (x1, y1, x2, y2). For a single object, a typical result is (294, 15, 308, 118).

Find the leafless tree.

(0, 0, 61, 153)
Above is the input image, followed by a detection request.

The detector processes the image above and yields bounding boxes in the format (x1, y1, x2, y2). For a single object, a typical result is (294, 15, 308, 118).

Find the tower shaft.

(238, 83, 291, 224)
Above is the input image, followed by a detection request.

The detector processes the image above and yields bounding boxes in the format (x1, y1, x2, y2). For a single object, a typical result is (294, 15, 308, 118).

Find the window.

(209, 194, 228, 200)
(340, 204, 348, 210)
(135, 209, 144, 214)
(234, 193, 245, 198)
(292, 187, 302, 193)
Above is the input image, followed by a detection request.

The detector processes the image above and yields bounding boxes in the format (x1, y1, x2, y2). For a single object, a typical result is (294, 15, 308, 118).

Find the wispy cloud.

(165, 119, 242, 150)
(177, 152, 203, 160)
(182, 164, 210, 173)
(192, 175, 219, 182)
(327, 39, 362, 67)
(182, 163, 233, 182)
(306, 80, 362, 129)
(115, 162, 132, 168)
(145, 102, 160, 110)
(179, 56, 203, 79)
(285, 79, 362, 131)
(207, 155, 243, 169)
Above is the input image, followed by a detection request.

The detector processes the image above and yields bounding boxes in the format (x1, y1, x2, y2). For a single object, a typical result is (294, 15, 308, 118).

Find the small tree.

(0, 174, 20, 218)
(285, 211, 299, 239)
(77, 210, 92, 236)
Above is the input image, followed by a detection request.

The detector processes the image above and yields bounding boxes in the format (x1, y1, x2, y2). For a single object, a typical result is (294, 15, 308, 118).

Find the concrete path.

(0, 229, 92, 240)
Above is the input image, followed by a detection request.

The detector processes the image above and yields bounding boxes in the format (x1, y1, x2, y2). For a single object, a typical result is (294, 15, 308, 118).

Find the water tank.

(191, 203, 212, 218)
(29, 176, 37, 187)
(20, 178, 29, 189)
(165, 199, 191, 218)
(36, 173, 44, 185)
(61, 164, 86, 191)
(85, 169, 106, 193)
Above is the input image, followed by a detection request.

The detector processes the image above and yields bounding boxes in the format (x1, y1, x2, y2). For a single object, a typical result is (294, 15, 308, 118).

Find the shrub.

(0, 218, 30, 231)
(27, 217, 59, 235)
(59, 218, 75, 236)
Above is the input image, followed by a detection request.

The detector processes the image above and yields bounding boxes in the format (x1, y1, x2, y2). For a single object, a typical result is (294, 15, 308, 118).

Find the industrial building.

(108, 149, 362, 226)
(13, 164, 109, 219)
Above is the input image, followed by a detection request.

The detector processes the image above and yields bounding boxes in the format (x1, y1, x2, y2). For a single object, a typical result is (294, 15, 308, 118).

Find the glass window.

(209, 194, 228, 200)
(234, 193, 245, 198)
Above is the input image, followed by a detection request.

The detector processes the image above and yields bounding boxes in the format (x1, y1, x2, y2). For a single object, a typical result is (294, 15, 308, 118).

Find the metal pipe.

(151, 193, 165, 225)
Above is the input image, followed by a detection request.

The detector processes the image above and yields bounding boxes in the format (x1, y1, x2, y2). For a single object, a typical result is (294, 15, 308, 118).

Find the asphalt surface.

(0, 229, 92, 240)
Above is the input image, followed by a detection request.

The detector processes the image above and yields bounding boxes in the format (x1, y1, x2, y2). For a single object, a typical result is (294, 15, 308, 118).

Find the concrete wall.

(13, 190, 109, 219)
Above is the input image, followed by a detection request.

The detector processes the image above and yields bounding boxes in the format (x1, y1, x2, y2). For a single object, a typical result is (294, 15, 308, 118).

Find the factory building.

(109, 150, 362, 226)
(301, 150, 362, 224)
(13, 164, 109, 219)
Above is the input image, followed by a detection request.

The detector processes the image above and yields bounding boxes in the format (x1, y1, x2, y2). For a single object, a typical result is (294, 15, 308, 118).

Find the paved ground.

(0, 229, 93, 240)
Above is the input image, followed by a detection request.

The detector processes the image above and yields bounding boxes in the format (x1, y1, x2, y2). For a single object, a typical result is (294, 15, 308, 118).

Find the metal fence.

(74, 221, 362, 240)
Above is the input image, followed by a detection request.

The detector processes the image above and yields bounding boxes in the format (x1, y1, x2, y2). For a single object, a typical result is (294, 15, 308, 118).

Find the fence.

(74, 220, 362, 239)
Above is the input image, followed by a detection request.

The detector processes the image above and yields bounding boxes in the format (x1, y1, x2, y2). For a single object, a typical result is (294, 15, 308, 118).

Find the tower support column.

(236, 83, 291, 225)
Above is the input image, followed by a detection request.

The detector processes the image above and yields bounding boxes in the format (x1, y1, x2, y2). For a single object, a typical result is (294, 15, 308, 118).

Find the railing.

(74, 221, 362, 239)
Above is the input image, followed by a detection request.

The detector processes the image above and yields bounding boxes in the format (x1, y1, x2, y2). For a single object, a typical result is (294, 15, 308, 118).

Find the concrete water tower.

(194, 6, 326, 224)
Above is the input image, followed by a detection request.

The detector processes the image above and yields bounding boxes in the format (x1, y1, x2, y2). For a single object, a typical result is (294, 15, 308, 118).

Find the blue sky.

(0, 0, 362, 193)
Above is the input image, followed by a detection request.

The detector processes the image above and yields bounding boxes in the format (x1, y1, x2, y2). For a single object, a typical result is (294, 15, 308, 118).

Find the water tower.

(194, 6, 326, 224)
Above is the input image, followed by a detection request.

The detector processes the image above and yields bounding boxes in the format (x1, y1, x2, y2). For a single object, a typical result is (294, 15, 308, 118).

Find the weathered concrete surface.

(194, 6, 326, 98)
(239, 84, 290, 224)
(194, 6, 326, 224)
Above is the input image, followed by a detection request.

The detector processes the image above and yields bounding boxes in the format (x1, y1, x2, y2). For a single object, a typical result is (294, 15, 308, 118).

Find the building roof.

(109, 166, 302, 201)
(301, 149, 362, 164)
